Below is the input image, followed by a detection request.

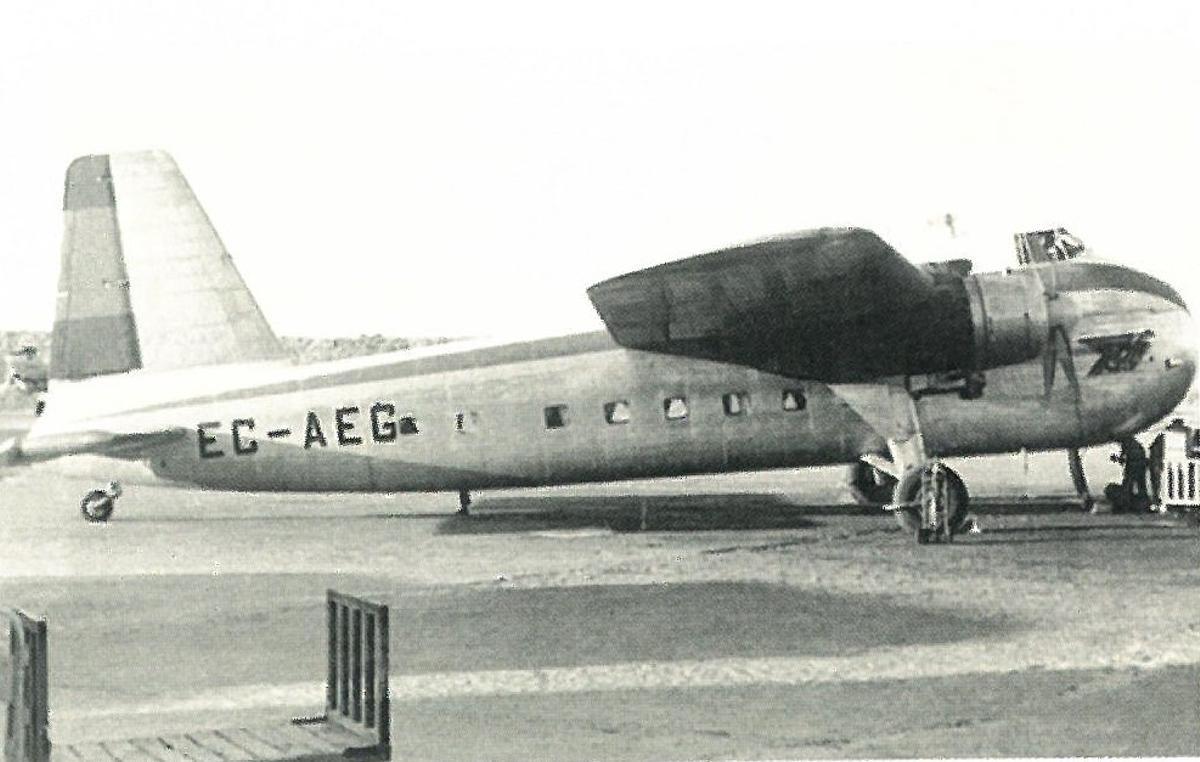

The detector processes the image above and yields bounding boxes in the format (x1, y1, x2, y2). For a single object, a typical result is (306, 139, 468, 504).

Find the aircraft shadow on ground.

(969, 499, 1088, 515)
(120, 512, 453, 524)
(968, 519, 1193, 544)
(431, 493, 872, 535)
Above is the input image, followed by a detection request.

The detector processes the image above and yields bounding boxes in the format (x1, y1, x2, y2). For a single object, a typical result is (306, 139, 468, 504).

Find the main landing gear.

(80, 481, 122, 523)
(456, 488, 472, 516)
(1067, 447, 1095, 512)
(890, 462, 970, 544)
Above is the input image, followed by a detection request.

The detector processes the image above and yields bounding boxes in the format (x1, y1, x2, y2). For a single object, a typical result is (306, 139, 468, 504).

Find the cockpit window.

(1051, 232, 1085, 260)
(1015, 227, 1087, 265)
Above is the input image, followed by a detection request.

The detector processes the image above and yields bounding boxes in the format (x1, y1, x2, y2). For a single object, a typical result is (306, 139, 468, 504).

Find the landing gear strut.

(1067, 448, 1095, 512)
(80, 481, 122, 523)
(891, 463, 969, 543)
(852, 384, 974, 545)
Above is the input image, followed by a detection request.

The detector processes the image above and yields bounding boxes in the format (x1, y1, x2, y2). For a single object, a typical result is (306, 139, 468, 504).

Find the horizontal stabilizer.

(7, 428, 187, 464)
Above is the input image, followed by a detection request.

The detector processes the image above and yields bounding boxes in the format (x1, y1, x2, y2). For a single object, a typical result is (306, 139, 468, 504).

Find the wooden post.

(3, 610, 50, 762)
(324, 591, 390, 753)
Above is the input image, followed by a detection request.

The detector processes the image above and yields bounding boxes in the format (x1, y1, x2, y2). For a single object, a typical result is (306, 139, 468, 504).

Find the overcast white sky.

(0, 1, 1196, 339)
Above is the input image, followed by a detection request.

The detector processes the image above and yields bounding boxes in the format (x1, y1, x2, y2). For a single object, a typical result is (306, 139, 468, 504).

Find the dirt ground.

(1, 451, 1198, 759)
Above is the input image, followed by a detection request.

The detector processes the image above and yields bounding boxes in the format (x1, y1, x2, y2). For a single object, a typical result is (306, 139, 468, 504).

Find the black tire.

(80, 489, 114, 522)
(847, 461, 898, 506)
(892, 465, 969, 535)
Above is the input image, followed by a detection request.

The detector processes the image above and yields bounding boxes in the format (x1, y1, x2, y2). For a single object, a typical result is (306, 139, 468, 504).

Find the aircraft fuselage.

(22, 259, 1195, 494)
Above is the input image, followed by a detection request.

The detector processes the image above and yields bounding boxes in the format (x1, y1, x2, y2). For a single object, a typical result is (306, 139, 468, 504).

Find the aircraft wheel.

(892, 464, 969, 536)
(847, 460, 897, 506)
(80, 489, 115, 522)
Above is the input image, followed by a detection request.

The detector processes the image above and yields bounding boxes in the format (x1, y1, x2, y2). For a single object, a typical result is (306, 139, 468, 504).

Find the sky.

(0, 1, 1197, 339)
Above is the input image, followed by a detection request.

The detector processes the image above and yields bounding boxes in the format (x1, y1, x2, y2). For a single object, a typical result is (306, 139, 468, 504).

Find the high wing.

(586, 228, 976, 382)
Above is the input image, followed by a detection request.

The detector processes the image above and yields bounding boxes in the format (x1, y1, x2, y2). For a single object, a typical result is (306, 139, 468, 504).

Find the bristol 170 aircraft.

(0, 151, 1194, 543)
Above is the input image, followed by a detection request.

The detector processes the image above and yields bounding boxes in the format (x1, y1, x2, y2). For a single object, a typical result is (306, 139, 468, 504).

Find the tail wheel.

(80, 489, 115, 522)
(847, 460, 897, 506)
(891, 464, 969, 535)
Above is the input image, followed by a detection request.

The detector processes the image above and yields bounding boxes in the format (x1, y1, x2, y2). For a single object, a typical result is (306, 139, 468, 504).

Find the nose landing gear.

(80, 481, 122, 522)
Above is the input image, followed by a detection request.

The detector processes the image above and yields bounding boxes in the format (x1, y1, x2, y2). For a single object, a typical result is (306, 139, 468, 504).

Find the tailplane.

(51, 151, 291, 382)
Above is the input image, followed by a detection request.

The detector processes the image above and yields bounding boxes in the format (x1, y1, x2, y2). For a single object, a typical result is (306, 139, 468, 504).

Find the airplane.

(0, 151, 1194, 543)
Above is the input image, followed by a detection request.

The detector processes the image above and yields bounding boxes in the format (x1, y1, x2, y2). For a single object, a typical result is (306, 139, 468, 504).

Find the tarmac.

(1, 448, 1198, 760)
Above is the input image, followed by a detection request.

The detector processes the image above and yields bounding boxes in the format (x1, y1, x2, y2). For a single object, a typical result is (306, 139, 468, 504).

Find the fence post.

(3, 610, 50, 762)
(324, 590, 390, 754)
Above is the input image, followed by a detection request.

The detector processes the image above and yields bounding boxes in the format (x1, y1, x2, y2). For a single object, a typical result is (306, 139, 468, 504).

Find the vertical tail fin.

(51, 151, 290, 382)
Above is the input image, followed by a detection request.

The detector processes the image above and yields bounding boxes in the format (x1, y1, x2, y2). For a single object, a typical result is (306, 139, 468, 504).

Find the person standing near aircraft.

(1112, 439, 1151, 512)
(1149, 431, 1166, 509)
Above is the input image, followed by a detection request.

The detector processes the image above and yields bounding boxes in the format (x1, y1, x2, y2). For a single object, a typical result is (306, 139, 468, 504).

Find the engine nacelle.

(961, 270, 1049, 371)
(890, 267, 1049, 381)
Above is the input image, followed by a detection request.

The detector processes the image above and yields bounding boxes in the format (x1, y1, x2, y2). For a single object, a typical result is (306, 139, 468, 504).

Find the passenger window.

(544, 405, 569, 429)
(782, 389, 806, 411)
(604, 401, 631, 425)
(664, 396, 689, 421)
(722, 391, 750, 416)
(399, 416, 419, 435)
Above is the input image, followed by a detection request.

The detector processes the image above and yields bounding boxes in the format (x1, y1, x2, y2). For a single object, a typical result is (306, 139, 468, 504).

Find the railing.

(1165, 459, 1199, 506)
(2, 609, 50, 762)
(321, 590, 390, 751)
(1162, 428, 1200, 508)
(3, 591, 391, 761)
